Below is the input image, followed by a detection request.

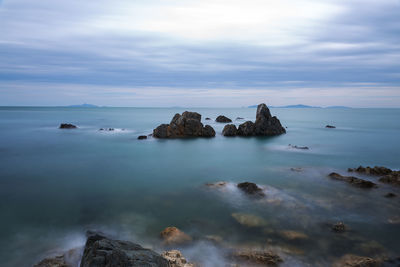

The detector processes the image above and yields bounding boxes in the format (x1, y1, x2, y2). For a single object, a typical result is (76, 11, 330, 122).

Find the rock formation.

(137, 135, 147, 140)
(153, 111, 215, 138)
(215, 115, 232, 123)
(59, 123, 77, 129)
(80, 232, 169, 267)
(222, 124, 237, 136)
(328, 172, 377, 188)
(348, 166, 400, 186)
(160, 227, 192, 245)
(237, 182, 265, 197)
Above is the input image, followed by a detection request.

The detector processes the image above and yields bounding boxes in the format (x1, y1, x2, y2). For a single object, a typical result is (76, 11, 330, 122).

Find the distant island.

(66, 103, 99, 108)
(248, 104, 351, 109)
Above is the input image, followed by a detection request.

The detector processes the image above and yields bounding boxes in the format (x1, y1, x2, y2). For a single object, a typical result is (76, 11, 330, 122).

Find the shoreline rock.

(59, 123, 77, 129)
(328, 172, 377, 188)
(153, 111, 215, 138)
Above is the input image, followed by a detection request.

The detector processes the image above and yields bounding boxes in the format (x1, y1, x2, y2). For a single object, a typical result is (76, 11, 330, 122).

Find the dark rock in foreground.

(328, 172, 377, 188)
(59, 123, 77, 129)
(222, 124, 238, 136)
(137, 135, 147, 140)
(237, 182, 265, 197)
(153, 111, 215, 138)
(81, 232, 169, 267)
(326, 125, 336, 128)
(216, 115, 232, 123)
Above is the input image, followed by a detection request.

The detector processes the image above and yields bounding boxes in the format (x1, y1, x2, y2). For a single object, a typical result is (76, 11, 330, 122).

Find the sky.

(0, 0, 399, 107)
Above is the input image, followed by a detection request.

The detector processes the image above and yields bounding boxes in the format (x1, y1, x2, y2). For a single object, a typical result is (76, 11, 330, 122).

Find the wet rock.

(205, 117, 211, 120)
(81, 231, 169, 267)
(237, 182, 265, 197)
(332, 254, 382, 267)
(231, 250, 283, 266)
(153, 112, 215, 138)
(332, 222, 346, 233)
(160, 227, 192, 245)
(222, 124, 238, 136)
(379, 172, 400, 186)
(279, 230, 308, 240)
(34, 255, 69, 267)
(138, 135, 147, 140)
(326, 125, 336, 128)
(384, 192, 396, 198)
(231, 213, 268, 227)
(289, 144, 309, 150)
(162, 250, 195, 267)
(348, 166, 392, 176)
(254, 104, 286, 136)
(328, 172, 377, 188)
(59, 123, 77, 129)
(237, 121, 255, 136)
(216, 115, 232, 123)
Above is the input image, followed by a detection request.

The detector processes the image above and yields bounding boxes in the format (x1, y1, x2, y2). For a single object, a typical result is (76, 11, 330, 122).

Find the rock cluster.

(59, 123, 77, 129)
(153, 111, 215, 138)
(215, 115, 232, 123)
(222, 104, 285, 137)
(328, 172, 377, 188)
(348, 166, 400, 186)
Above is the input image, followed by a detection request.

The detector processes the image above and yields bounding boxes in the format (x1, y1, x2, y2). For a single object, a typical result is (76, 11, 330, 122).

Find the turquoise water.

(0, 107, 399, 266)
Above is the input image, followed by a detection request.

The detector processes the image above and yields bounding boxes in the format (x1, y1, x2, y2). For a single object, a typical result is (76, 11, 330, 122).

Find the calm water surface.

(0, 107, 399, 266)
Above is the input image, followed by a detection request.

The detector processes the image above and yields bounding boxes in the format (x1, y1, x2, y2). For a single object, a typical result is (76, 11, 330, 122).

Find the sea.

(0, 106, 399, 266)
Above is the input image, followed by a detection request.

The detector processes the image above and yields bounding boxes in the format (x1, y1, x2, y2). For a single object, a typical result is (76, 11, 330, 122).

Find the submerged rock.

(237, 182, 265, 197)
(216, 115, 232, 123)
(231, 250, 283, 266)
(59, 123, 77, 129)
(137, 135, 147, 140)
(279, 230, 308, 240)
(290, 167, 303, 172)
(160, 227, 192, 245)
(332, 254, 382, 267)
(80, 232, 169, 267)
(231, 213, 268, 227)
(332, 222, 346, 233)
(162, 250, 195, 267)
(236, 117, 244, 120)
(153, 112, 215, 138)
(326, 125, 336, 128)
(222, 124, 238, 136)
(328, 172, 377, 188)
(289, 144, 309, 150)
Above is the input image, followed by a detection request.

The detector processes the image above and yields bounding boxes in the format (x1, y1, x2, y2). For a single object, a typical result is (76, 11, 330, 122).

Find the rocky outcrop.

(162, 250, 195, 267)
(222, 124, 237, 136)
(332, 222, 346, 233)
(237, 121, 255, 136)
(137, 135, 147, 140)
(231, 250, 283, 266)
(332, 254, 382, 267)
(348, 166, 400, 186)
(216, 115, 232, 123)
(237, 182, 265, 197)
(160, 227, 192, 246)
(328, 172, 377, 188)
(326, 125, 336, 128)
(153, 111, 215, 138)
(80, 232, 169, 267)
(59, 123, 77, 129)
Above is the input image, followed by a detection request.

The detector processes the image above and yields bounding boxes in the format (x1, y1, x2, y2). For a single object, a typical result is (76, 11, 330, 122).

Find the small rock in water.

(332, 254, 381, 267)
(289, 144, 309, 150)
(290, 167, 303, 172)
(59, 123, 77, 129)
(222, 124, 238, 136)
(231, 213, 268, 227)
(332, 222, 346, 233)
(160, 227, 192, 245)
(231, 250, 283, 266)
(328, 172, 378, 188)
(237, 182, 265, 197)
(205, 181, 227, 188)
(236, 117, 244, 120)
(279, 230, 308, 240)
(137, 135, 147, 140)
(205, 117, 211, 120)
(216, 115, 232, 123)
(162, 250, 195, 267)
(384, 192, 396, 198)
(326, 125, 336, 128)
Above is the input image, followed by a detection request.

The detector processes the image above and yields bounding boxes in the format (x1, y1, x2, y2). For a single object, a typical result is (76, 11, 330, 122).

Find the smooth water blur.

(0, 107, 399, 266)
